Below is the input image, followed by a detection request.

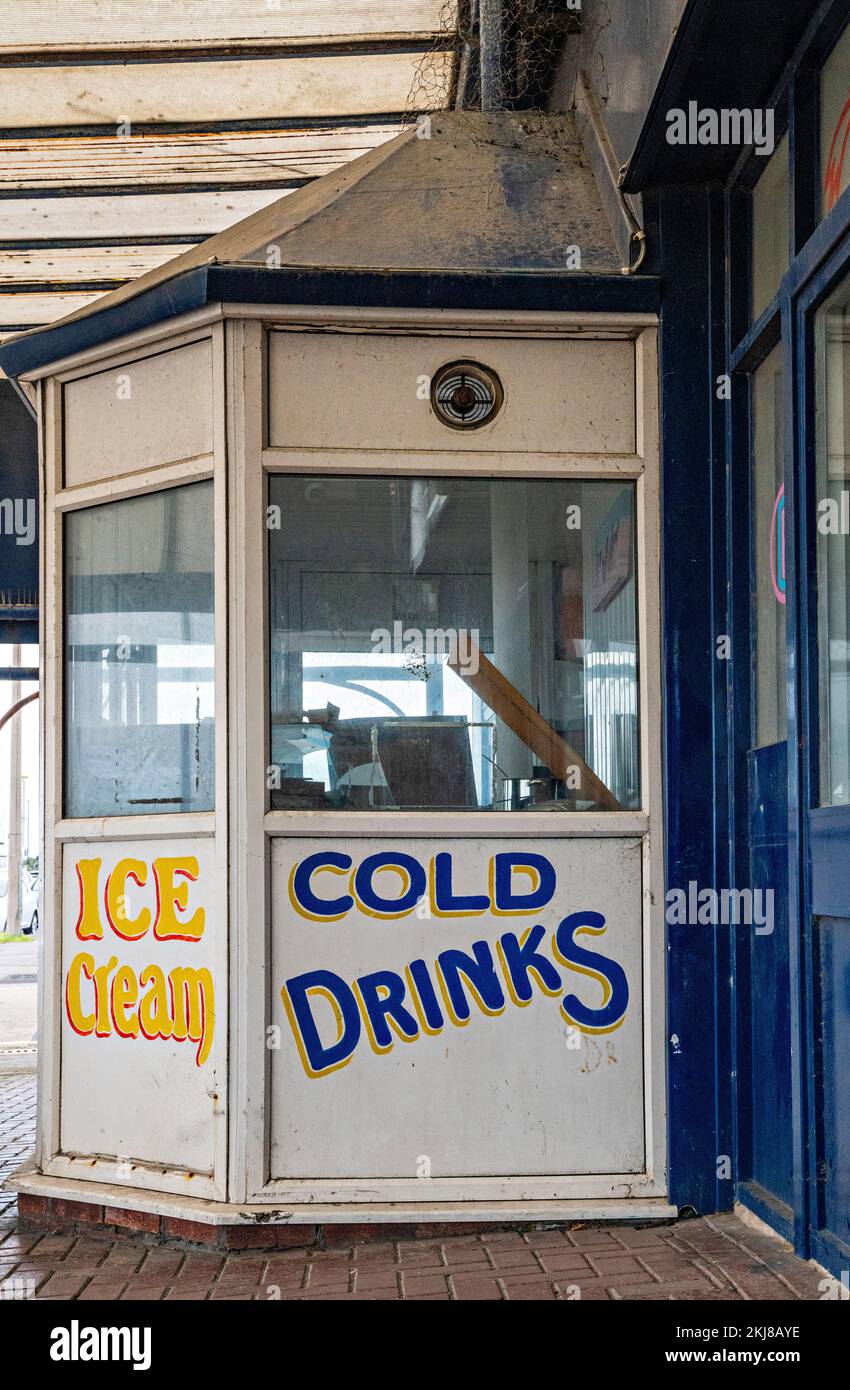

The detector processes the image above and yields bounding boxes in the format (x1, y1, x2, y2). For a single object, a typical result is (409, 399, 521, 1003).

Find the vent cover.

(430, 360, 504, 430)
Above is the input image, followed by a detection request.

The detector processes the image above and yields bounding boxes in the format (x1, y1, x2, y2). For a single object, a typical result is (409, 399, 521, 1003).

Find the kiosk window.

(267, 474, 640, 813)
(64, 481, 215, 818)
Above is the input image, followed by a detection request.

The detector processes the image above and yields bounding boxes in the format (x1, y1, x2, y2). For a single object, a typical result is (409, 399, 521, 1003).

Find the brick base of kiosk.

(17, 1192, 611, 1251)
(16, 1190, 680, 1252)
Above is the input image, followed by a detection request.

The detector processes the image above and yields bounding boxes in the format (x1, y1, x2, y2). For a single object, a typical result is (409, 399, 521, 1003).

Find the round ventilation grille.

(431, 360, 504, 430)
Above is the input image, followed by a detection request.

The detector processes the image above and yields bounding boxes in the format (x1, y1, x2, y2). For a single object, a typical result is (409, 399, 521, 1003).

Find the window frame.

(265, 469, 644, 819)
(62, 476, 218, 822)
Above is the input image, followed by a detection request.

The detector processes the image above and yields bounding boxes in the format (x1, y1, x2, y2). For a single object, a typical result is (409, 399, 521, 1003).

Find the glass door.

(808, 272, 850, 1262)
(741, 343, 794, 1221)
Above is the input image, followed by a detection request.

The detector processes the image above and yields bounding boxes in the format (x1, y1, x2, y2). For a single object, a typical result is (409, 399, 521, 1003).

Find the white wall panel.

(63, 338, 213, 485)
(268, 332, 637, 455)
(270, 836, 645, 1179)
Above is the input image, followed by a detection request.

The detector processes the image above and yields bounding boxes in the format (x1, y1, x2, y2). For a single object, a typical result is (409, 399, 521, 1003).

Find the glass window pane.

(821, 21, 850, 218)
(752, 134, 789, 321)
(267, 475, 640, 812)
(753, 343, 787, 747)
(64, 481, 215, 817)
(816, 279, 850, 805)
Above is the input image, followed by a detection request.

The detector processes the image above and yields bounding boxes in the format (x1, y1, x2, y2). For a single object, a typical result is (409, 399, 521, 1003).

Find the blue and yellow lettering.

(552, 911, 629, 1034)
(289, 852, 353, 922)
(429, 852, 489, 916)
(496, 923, 563, 1005)
(405, 959, 445, 1035)
(353, 852, 426, 919)
(281, 969, 361, 1077)
(491, 853, 556, 914)
(354, 969, 419, 1052)
(435, 940, 506, 1025)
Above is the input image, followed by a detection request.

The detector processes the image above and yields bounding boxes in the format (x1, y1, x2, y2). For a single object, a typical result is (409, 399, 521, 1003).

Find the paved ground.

(0, 939, 38, 1046)
(0, 1075, 833, 1301)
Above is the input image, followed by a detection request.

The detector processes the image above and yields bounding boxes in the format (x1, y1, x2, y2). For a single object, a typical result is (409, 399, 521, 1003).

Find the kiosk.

(1, 112, 672, 1238)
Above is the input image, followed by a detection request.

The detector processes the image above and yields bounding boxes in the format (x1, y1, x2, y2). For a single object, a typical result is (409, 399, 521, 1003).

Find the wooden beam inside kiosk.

(447, 641, 622, 812)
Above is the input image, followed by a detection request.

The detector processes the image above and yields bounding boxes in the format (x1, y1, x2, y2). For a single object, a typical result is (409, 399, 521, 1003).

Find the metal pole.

(479, 0, 503, 111)
(6, 644, 22, 934)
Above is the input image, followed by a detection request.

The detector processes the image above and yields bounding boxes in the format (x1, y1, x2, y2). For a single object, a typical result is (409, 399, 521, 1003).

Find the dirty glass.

(821, 21, 850, 219)
(267, 474, 640, 812)
(753, 343, 788, 747)
(64, 481, 215, 817)
(752, 134, 790, 322)
(816, 278, 850, 805)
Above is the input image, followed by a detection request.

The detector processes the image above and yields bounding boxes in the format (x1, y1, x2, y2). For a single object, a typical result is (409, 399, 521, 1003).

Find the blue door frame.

(658, 111, 850, 1286)
(783, 178, 850, 1274)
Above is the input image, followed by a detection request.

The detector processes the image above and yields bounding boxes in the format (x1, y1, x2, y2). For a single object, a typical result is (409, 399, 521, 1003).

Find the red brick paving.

(0, 1073, 832, 1302)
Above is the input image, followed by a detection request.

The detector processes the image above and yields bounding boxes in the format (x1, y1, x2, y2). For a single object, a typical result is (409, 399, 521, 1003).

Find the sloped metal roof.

(0, 109, 632, 376)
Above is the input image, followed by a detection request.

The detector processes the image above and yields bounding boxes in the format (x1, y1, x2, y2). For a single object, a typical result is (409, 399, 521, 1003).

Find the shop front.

(7, 1, 849, 1271)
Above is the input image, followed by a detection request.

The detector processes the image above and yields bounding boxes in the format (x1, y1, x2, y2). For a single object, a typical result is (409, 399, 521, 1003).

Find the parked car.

(0, 871, 40, 935)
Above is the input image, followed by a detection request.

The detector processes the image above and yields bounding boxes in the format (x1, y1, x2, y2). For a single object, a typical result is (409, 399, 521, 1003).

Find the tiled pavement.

(0, 1074, 832, 1302)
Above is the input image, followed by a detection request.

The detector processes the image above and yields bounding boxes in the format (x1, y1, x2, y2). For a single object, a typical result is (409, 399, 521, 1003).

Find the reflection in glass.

(64, 481, 215, 817)
(816, 282, 850, 805)
(821, 21, 850, 218)
(267, 475, 640, 812)
(753, 344, 787, 747)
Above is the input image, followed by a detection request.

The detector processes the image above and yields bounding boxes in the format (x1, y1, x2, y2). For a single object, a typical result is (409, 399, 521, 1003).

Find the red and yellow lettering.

(65, 951, 96, 1036)
(104, 859, 152, 941)
(153, 857, 205, 941)
(74, 858, 103, 940)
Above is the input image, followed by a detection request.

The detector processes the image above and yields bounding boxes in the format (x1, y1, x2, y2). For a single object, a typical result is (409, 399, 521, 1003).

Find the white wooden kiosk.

(1, 113, 674, 1240)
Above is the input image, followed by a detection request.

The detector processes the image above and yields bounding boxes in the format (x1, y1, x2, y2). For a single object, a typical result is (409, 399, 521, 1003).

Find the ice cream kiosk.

(0, 113, 670, 1240)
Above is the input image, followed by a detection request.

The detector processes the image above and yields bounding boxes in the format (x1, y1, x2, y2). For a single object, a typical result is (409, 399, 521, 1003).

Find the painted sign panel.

(60, 838, 220, 1175)
(270, 837, 645, 1179)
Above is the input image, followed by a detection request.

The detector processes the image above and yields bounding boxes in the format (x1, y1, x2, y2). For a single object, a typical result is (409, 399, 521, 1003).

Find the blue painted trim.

(0, 264, 661, 381)
(810, 1225, 850, 1277)
(205, 266, 662, 314)
(729, 298, 781, 371)
(0, 621, 38, 645)
(784, 178, 850, 299)
(789, 223, 850, 1276)
(0, 267, 211, 379)
(810, 807, 850, 916)
(658, 184, 733, 1214)
(726, 186, 755, 1208)
(737, 1180, 796, 1245)
(0, 667, 38, 682)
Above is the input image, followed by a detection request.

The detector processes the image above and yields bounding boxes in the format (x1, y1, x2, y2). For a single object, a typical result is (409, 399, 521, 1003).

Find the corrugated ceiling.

(0, 1, 457, 337)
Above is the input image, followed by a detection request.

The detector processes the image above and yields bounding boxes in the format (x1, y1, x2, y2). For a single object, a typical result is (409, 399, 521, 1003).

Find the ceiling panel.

(0, 52, 450, 129)
(0, 126, 404, 191)
(0, 189, 286, 241)
(0, 245, 194, 285)
(0, 2, 458, 336)
(0, 290, 104, 327)
(0, 1, 449, 51)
